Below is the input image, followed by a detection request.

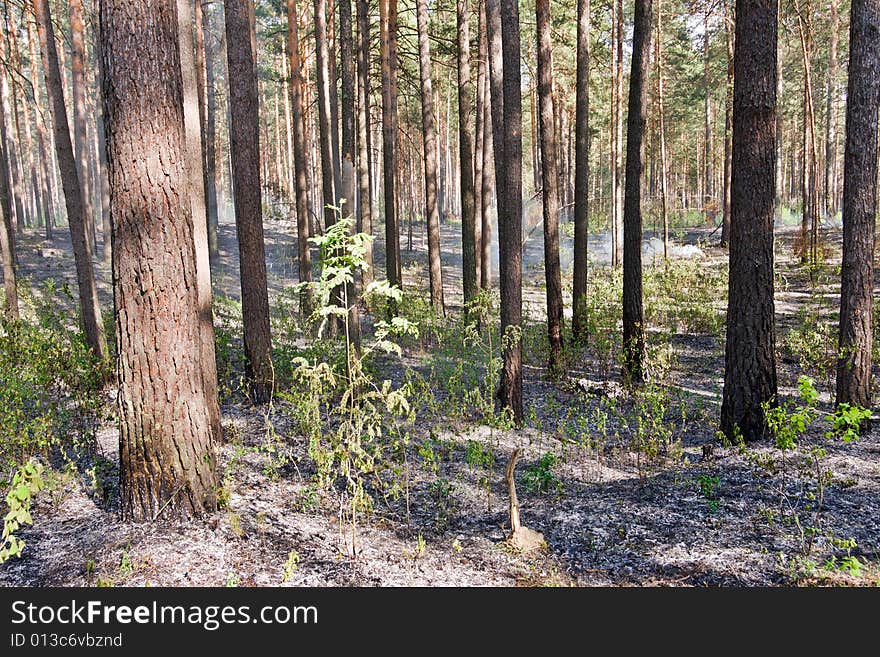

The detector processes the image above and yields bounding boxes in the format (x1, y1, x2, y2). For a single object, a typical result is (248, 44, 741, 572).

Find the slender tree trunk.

(457, 0, 478, 312)
(721, 0, 733, 247)
(480, 53, 494, 291)
(0, 99, 17, 319)
(474, 7, 486, 291)
(656, 0, 670, 260)
(26, 13, 55, 238)
(224, 0, 274, 403)
(489, 0, 523, 422)
(35, 0, 107, 362)
(356, 0, 374, 285)
(836, 0, 879, 410)
(195, 0, 219, 260)
(102, 0, 219, 521)
(177, 0, 222, 443)
(380, 0, 401, 288)
(824, 0, 840, 219)
(622, 0, 651, 386)
(287, 0, 314, 317)
(416, 0, 444, 312)
(720, 0, 778, 441)
(339, 0, 361, 347)
(314, 0, 339, 232)
(536, 0, 564, 378)
(703, 0, 712, 208)
(0, 12, 23, 238)
(613, 0, 623, 268)
(69, 0, 96, 255)
(775, 23, 784, 212)
(572, 0, 590, 339)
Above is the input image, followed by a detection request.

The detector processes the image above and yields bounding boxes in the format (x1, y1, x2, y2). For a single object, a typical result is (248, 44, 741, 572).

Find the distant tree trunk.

(69, 0, 96, 254)
(612, 0, 623, 268)
(0, 17, 23, 237)
(656, 0, 669, 259)
(720, 0, 778, 442)
(775, 29, 784, 212)
(195, 0, 219, 261)
(622, 0, 651, 386)
(26, 14, 55, 238)
(380, 0, 401, 288)
(480, 63, 494, 290)
(457, 0, 478, 312)
(473, 7, 486, 291)
(416, 0, 444, 312)
(35, 0, 107, 362)
(703, 0, 712, 207)
(796, 0, 819, 263)
(835, 0, 879, 410)
(177, 0, 222, 443)
(314, 0, 339, 233)
(356, 0, 374, 285)
(536, 0, 564, 378)
(224, 0, 274, 403)
(824, 0, 840, 219)
(572, 0, 590, 339)
(489, 0, 523, 422)
(721, 0, 733, 247)
(327, 0, 341, 192)
(93, 35, 112, 265)
(101, 0, 219, 521)
(287, 0, 314, 316)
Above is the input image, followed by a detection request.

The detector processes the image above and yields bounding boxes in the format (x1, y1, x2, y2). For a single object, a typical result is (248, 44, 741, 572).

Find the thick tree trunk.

(835, 0, 879, 410)
(356, 0, 374, 286)
(416, 0, 444, 312)
(536, 0, 564, 378)
(457, 0, 478, 312)
(35, 0, 107, 362)
(287, 0, 314, 316)
(572, 0, 590, 340)
(224, 0, 274, 403)
(622, 0, 651, 386)
(101, 0, 219, 521)
(720, 0, 778, 441)
(489, 0, 523, 423)
(380, 0, 401, 288)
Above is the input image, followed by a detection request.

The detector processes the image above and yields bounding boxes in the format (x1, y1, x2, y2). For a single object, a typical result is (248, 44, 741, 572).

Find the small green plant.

(465, 440, 494, 511)
(825, 403, 871, 443)
(1, 460, 46, 563)
(697, 473, 721, 513)
(523, 452, 563, 496)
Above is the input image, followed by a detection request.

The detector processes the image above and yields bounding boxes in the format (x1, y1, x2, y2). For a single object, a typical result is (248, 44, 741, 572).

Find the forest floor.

(2, 203, 879, 587)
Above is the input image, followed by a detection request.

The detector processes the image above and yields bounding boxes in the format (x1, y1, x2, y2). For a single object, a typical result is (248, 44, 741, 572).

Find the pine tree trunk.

(224, 0, 274, 403)
(416, 0, 444, 312)
(356, 0, 374, 286)
(195, 0, 219, 260)
(287, 0, 314, 317)
(721, 0, 733, 247)
(703, 0, 712, 207)
(26, 13, 55, 238)
(314, 0, 339, 233)
(720, 0, 778, 441)
(69, 0, 96, 255)
(380, 0, 401, 288)
(572, 0, 590, 339)
(0, 102, 17, 320)
(489, 0, 523, 422)
(480, 50, 494, 291)
(824, 0, 840, 219)
(457, 0, 478, 311)
(34, 0, 107, 362)
(536, 0, 564, 378)
(622, 0, 651, 386)
(835, 0, 879, 410)
(101, 0, 219, 521)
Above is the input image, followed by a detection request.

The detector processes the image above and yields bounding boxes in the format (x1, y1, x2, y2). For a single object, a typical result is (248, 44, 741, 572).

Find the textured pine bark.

(356, 0, 374, 286)
(26, 13, 56, 239)
(314, 0, 339, 234)
(622, 0, 651, 386)
(835, 0, 880, 411)
(0, 118, 17, 319)
(194, 0, 219, 261)
(380, 0, 401, 288)
(416, 0, 444, 312)
(457, 0, 478, 312)
(572, 0, 590, 340)
(69, 0, 95, 255)
(720, 0, 778, 441)
(101, 0, 219, 521)
(35, 0, 107, 362)
(536, 0, 564, 378)
(224, 0, 274, 403)
(287, 0, 314, 317)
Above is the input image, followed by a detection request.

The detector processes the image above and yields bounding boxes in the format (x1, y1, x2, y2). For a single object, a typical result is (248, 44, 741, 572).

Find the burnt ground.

(2, 205, 879, 587)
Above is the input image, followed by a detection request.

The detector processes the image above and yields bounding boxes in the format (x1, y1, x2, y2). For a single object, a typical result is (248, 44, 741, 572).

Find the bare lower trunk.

(380, 0, 401, 289)
(572, 0, 590, 339)
(457, 0, 478, 311)
(356, 0, 374, 285)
